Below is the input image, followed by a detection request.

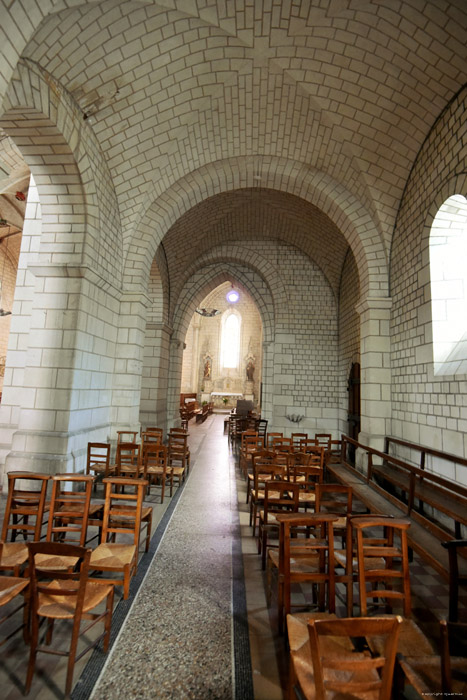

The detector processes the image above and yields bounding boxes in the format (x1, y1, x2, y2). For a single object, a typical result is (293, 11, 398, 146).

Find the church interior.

(0, 1, 466, 698)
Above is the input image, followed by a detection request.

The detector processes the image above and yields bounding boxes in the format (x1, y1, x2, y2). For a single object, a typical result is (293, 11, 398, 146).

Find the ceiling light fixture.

(226, 285, 239, 303)
(195, 308, 220, 317)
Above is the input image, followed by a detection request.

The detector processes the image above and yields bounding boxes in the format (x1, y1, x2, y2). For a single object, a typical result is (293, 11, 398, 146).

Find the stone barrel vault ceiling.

(1, 0, 466, 298)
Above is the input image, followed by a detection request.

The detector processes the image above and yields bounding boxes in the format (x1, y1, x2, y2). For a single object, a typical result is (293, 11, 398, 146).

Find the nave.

(0, 414, 465, 699)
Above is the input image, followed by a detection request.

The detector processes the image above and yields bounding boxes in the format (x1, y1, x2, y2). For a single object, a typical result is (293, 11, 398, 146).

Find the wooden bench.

(180, 393, 198, 421)
(326, 435, 467, 583)
(195, 404, 209, 423)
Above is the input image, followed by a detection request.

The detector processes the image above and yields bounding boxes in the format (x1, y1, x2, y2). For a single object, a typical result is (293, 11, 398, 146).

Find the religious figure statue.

(204, 358, 211, 379)
(246, 359, 255, 382)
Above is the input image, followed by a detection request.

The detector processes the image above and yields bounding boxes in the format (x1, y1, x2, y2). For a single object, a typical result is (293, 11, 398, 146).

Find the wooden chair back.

(46, 474, 94, 547)
(307, 616, 402, 700)
(275, 513, 338, 628)
(117, 430, 138, 444)
(315, 433, 332, 450)
(352, 515, 412, 617)
(100, 477, 147, 549)
(272, 437, 293, 453)
(440, 619, 467, 695)
(1, 472, 50, 543)
(87, 442, 111, 473)
(266, 432, 283, 449)
(257, 419, 268, 440)
(441, 538, 467, 621)
(286, 461, 323, 491)
(315, 483, 353, 519)
(141, 432, 162, 460)
(144, 427, 163, 439)
(116, 442, 142, 478)
(291, 433, 308, 450)
(252, 462, 285, 493)
(299, 437, 319, 453)
(263, 480, 299, 521)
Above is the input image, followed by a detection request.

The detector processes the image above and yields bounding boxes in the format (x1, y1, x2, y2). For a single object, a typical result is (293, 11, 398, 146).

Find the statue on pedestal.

(246, 359, 255, 382)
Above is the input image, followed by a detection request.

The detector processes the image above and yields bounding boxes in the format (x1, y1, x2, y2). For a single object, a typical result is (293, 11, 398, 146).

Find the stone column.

(140, 322, 172, 433)
(111, 291, 149, 432)
(356, 297, 392, 457)
(2, 263, 120, 482)
(167, 335, 185, 430)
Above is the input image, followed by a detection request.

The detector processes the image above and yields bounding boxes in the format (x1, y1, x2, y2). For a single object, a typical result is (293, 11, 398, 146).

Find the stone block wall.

(390, 86, 467, 484)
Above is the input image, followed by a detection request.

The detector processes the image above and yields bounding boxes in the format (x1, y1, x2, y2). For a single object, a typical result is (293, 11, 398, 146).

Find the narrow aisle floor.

(91, 413, 250, 700)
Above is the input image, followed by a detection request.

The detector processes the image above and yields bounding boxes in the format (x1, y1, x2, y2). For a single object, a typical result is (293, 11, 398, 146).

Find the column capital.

(145, 323, 173, 334)
(355, 296, 392, 316)
(27, 262, 121, 296)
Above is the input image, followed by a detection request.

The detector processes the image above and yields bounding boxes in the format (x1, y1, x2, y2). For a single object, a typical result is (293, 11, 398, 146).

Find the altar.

(210, 391, 243, 409)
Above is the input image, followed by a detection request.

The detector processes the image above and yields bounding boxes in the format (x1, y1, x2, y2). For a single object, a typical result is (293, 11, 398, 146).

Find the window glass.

(221, 313, 240, 368)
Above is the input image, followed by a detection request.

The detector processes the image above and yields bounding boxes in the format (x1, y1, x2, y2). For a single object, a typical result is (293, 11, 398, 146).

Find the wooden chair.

(315, 483, 354, 615)
(116, 430, 138, 444)
(240, 433, 264, 478)
(257, 419, 268, 442)
(168, 431, 190, 484)
(286, 457, 323, 512)
(86, 442, 115, 490)
(440, 620, 467, 695)
(287, 614, 402, 700)
(441, 538, 467, 621)
(396, 619, 467, 697)
(352, 516, 436, 687)
(25, 541, 114, 697)
(90, 477, 147, 599)
(266, 432, 283, 449)
(291, 432, 308, 451)
(144, 427, 164, 440)
(271, 436, 293, 454)
(228, 414, 240, 444)
(267, 512, 338, 633)
(315, 483, 353, 539)
(315, 433, 332, 467)
(249, 461, 285, 536)
(143, 444, 173, 503)
(246, 449, 277, 504)
(315, 433, 332, 450)
(0, 542, 30, 648)
(1, 472, 50, 576)
(258, 480, 299, 570)
(299, 437, 318, 453)
(141, 430, 161, 452)
(115, 442, 142, 480)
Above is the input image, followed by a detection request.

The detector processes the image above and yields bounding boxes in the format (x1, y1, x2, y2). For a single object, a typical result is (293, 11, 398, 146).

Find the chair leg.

(25, 612, 39, 694)
(65, 615, 81, 697)
(103, 587, 114, 652)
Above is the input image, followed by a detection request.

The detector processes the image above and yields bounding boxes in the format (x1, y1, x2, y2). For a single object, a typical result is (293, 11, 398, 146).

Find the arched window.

(221, 312, 241, 368)
(430, 193, 467, 375)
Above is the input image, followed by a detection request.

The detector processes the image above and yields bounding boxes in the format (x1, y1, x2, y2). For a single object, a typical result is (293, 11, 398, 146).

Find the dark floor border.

(230, 446, 255, 700)
(71, 473, 189, 700)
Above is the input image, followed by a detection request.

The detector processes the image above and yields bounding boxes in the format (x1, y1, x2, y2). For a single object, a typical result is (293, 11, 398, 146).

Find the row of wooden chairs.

(237, 433, 466, 698)
(0, 471, 151, 695)
(86, 427, 190, 501)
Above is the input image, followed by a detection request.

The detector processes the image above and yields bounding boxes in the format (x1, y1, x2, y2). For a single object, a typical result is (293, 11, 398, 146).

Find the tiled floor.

(0, 415, 465, 699)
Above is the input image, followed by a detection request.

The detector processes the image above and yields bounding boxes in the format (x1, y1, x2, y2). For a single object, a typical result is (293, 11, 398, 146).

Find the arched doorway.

(347, 362, 361, 461)
(181, 281, 263, 412)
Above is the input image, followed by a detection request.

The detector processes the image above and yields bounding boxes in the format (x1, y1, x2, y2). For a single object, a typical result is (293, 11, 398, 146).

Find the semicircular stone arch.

(0, 59, 122, 287)
(172, 262, 275, 345)
(170, 243, 288, 328)
(126, 156, 388, 302)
